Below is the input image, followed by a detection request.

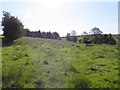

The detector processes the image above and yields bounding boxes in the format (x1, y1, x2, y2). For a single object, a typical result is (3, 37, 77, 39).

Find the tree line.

(1, 11, 117, 45)
(1, 11, 60, 43)
(66, 27, 117, 45)
(25, 29, 60, 39)
(81, 27, 117, 45)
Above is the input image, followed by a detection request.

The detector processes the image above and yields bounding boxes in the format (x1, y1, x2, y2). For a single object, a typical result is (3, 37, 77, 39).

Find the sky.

(0, 0, 119, 36)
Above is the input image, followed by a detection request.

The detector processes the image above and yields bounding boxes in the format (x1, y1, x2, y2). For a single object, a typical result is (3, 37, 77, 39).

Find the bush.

(83, 34, 117, 45)
(66, 30, 78, 42)
(70, 36, 77, 42)
(82, 36, 89, 43)
(107, 34, 117, 45)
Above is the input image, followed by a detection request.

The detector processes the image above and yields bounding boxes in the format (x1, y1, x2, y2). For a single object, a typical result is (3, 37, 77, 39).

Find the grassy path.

(28, 38, 75, 88)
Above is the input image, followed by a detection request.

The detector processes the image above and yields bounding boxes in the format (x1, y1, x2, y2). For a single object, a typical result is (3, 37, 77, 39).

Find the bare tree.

(89, 27, 103, 35)
(71, 30, 77, 36)
(82, 31, 88, 36)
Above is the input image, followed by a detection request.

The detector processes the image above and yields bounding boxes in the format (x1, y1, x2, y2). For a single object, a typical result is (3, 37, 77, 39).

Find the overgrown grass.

(2, 37, 119, 88)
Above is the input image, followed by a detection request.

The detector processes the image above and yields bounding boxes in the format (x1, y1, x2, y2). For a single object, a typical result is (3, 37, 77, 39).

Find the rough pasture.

(2, 37, 119, 88)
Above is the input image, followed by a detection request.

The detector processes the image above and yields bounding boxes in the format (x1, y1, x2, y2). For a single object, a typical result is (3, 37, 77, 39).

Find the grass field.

(2, 37, 119, 88)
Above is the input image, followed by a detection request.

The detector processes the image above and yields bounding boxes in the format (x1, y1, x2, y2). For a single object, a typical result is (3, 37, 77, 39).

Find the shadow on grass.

(67, 74, 90, 88)
(2, 38, 14, 47)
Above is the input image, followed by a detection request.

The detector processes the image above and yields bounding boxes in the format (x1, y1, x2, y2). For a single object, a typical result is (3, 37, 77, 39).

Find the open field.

(2, 37, 119, 88)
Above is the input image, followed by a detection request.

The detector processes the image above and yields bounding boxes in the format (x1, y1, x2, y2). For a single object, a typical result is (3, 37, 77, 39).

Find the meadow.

(2, 37, 119, 88)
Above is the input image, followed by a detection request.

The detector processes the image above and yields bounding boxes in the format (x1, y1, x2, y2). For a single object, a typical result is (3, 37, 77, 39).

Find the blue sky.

(0, 0, 118, 36)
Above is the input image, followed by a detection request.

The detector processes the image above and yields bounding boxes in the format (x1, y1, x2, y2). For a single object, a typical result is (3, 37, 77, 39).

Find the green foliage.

(82, 36, 90, 42)
(107, 34, 117, 45)
(92, 34, 103, 44)
(1, 11, 24, 42)
(81, 33, 117, 45)
(92, 34, 117, 44)
(82, 28, 117, 45)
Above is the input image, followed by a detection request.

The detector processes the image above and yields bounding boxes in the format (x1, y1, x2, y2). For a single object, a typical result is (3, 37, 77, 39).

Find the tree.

(82, 31, 88, 36)
(25, 30, 60, 39)
(90, 27, 103, 35)
(82, 36, 89, 43)
(24, 28, 30, 36)
(107, 33, 117, 45)
(55, 32, 60, 39)
(52, 32, 60, 39)
(46, 31, 52, 39)
(66, 33, 70, 41)
(71, 30, 77, 42)
(66, 30, 77, 42)
(81, 31, 90, 43)
(102, 34, 109, 44)
(41, 31, 46, 38)
(1, 11, 24, 42)
(92, 34, 103, 44)
(71, 30, 77, 36)
(38, 30, 42, 38)
(89, 27, 103, 44)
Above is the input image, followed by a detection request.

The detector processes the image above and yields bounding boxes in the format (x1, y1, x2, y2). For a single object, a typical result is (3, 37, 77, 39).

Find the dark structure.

(83, 40, 92, 46)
